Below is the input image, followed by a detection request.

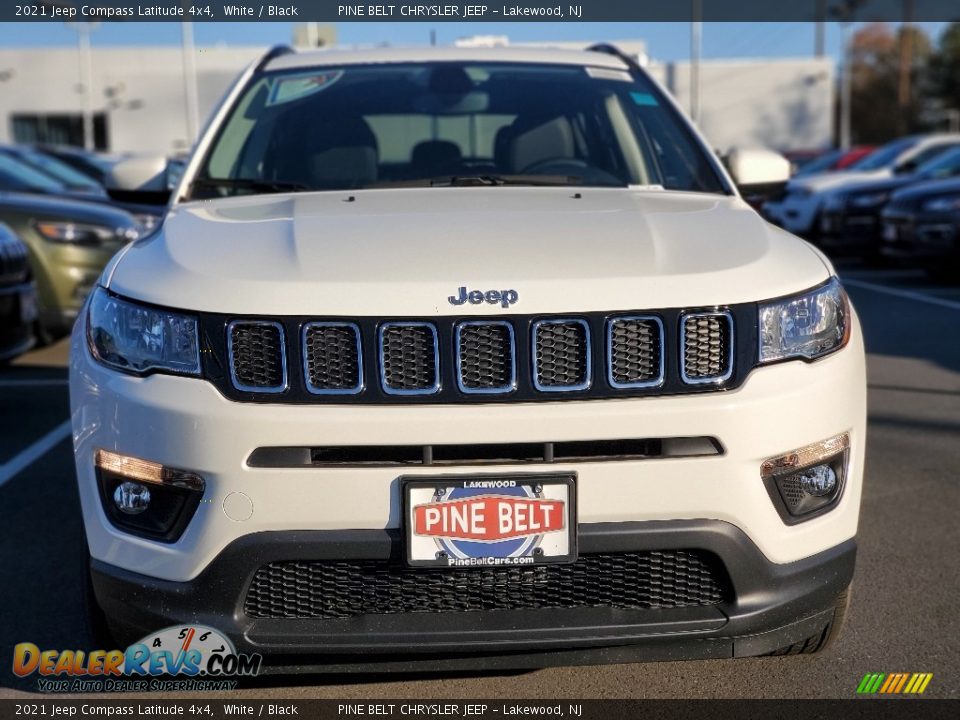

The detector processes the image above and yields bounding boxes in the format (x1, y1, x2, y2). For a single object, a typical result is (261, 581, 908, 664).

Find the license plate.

(403, 474, 576, 568)
(882, 224, 899, 242)
(20, 289, 38, 324)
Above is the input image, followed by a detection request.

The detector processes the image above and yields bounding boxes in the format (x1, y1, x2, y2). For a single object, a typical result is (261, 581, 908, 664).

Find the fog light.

(95, 450, 204, 543)
(797, 464, 837, 497)
(761, 433, 849, 524)
(113, 481, 151, 514)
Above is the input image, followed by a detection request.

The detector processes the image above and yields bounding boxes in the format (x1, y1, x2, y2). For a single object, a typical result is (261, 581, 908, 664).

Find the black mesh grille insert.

(229, 322, 285, 390)
(457, 322, 514, 392)
(534, 321, 590, 389)
(380, 324, 438, 393)
(243, 550, 728, 619)
(682, 313, 732, 382)
(304, 324, 361, 393)
(609, 318, 662, 386)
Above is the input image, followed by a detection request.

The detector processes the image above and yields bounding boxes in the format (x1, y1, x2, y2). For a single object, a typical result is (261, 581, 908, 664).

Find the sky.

(0, 21, 949, 64)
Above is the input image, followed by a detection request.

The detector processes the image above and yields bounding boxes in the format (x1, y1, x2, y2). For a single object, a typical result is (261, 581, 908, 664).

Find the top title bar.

(8, 0, 960, 23)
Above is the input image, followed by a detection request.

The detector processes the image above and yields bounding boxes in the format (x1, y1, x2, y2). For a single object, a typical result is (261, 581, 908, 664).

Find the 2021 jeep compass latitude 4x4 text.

(71, 45, 865, 671)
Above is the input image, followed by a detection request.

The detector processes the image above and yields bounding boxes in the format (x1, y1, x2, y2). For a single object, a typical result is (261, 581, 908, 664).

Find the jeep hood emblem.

(448, 287, 519, 309)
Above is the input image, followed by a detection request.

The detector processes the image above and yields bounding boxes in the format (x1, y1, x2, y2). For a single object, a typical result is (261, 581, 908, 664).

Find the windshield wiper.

(191, 177, 313, 196)
(365, 175, 586, 189)
(433, 174, 585, 187)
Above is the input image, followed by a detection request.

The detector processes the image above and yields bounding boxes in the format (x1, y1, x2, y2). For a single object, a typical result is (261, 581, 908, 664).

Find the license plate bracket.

(402, 473, 577, 569)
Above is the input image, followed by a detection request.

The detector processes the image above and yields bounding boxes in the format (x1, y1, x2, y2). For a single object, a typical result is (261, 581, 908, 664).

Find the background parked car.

(0, 145, 105, 197)
(881, 177, 960, 281)
(0, 149, 163, 234)
(0, 193, 139, 342)
(34, 145, 124, 185)
(763, 134, 960, 238)
(791, 146, 876, 177)
(0, 221, 37, 362)
(818, 146, 960, 261)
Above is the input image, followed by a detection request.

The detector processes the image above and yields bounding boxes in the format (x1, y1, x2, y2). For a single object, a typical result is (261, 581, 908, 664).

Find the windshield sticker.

(267, 70, 344, 106)
(630, 92, 660, 107)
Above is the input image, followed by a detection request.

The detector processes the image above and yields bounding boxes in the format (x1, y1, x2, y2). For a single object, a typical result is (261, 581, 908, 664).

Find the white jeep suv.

(71, 45, 865, 671)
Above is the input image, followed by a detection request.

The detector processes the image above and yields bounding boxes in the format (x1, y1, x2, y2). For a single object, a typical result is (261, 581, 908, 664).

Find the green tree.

(928, 23, 960, 125)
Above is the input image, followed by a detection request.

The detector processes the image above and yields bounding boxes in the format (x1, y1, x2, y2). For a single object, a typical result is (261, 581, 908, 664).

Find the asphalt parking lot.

(1, 264, 958, 700)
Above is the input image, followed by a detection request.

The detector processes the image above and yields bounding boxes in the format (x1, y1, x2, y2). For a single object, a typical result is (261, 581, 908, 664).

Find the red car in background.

(788, 146, 876, 177)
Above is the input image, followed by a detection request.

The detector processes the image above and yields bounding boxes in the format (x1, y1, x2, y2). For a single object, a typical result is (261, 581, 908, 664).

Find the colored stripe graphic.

(857, 672, 932, 695)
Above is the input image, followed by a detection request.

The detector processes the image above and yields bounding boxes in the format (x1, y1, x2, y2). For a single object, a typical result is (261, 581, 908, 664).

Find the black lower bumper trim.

(90, 521, 856, 670)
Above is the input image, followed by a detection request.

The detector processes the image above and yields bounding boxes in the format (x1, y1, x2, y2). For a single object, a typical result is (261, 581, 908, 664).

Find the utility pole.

(68, 22, 98, 151)
(840, 21, 853, 148)
(690, 0, 702, 125)
(815, 0, 826, 57)
(181, 20, 200, 145)
(898, 0, 915, 133)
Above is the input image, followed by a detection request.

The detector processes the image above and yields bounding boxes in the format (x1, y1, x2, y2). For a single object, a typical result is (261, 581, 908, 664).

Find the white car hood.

(108, 187, 830, 316)
(789, 169, 890, 194)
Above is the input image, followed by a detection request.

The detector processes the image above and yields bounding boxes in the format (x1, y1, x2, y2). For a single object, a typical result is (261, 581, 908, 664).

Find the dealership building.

(0, 36, 834, 157)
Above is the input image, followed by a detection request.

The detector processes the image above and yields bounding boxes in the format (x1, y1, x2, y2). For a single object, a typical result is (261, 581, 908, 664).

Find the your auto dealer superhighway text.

(339, 705, 570, 716)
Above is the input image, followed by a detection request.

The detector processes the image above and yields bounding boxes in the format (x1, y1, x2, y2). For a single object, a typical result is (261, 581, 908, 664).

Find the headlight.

(35, 221, 139, 246)
(787, 187, 813, 201)
(759, 277, 850, 364)
(921, 195, 960, 212)
(850, 192, 889, 208)
(87, 287, 200, 376)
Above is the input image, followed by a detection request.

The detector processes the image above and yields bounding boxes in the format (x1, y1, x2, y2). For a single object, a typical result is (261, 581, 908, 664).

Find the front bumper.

(818, 209, 880, 250)
(92, 521, 856, 670)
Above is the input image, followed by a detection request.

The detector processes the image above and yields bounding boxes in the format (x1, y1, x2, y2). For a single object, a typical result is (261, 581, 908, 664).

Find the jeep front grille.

(680, 312, 733, 384)
(456, 321, 516, 393)
(213, 307, 746, 402)
(533, 319, 591, 391)
(608, 316, 664, 388)
(378, 322, 440, 395)
(244, 550, 730, 619)
(228, 321, 287, 393)
(302, 322, 363, 394)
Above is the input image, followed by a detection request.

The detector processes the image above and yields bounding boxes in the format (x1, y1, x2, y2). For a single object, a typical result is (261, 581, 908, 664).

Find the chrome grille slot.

(607, 316, 664, 388)
(378, 322, 440, 395)
(533, 319, 591, 392)
(680, 312, 733, 384)
(455, 321, 516, 394)
(228, 321, 287, 393)
(302, 322, 363, 394)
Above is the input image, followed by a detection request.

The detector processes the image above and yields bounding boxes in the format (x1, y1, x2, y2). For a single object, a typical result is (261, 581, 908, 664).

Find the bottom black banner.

(0, 700, 958, 720)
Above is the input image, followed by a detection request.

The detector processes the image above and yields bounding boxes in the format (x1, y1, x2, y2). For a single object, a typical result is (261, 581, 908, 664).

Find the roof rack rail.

(256, 45, 294, 72)
(586, 43, 642, 72)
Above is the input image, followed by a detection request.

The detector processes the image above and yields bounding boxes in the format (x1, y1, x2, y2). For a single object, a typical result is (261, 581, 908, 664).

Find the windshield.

(0, 153, 65, 192)
(193, 62, 727, 198)
(916, 146, 960, 180)
(850, 138, 916, 171)
(12, 148, 102, 190)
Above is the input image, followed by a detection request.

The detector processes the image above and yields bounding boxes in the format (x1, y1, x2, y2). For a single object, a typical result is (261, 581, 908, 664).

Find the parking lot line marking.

(0, 419, 72, 489)
(843, 278, 960, 312)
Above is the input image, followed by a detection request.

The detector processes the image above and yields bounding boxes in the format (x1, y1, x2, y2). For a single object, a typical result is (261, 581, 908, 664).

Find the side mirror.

(894, 161, 916, 175)
(725, 147, 792, 189)
(105, 157, 173, 207)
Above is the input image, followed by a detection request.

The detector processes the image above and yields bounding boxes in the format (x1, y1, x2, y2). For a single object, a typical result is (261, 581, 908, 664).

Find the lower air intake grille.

(303, 323, 362, 394)
(243, 550, 729, 619)
(681, 312, 732, 383)
(379, 323, 439, 394)
(533, 319, 591, 391)
(228, 321, 286, 392)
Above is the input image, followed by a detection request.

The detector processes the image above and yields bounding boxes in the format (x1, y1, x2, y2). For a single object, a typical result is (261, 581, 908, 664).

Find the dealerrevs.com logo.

(13, 625, 262, 693)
